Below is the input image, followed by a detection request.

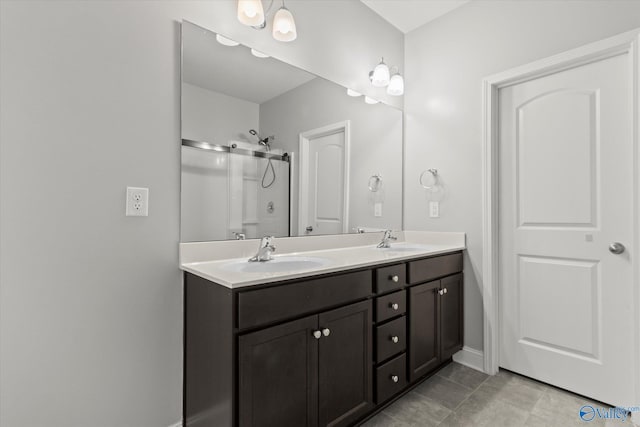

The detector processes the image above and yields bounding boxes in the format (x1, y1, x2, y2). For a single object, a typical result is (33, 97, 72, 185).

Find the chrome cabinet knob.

(443, 288, 448, 294)
(438, 289, 444, 296)
(390, 302, 399, 310)
(390, 275, 399, 283)
(313, 330, 322, 339)
(609, 242, 625, 254)
(322, 328, 331, 337)
(391, 335, 399, 343)
(391, 375, 399, 383)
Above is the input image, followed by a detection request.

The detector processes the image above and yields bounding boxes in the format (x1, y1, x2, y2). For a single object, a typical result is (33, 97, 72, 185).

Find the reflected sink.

(222, 256, 332, 273)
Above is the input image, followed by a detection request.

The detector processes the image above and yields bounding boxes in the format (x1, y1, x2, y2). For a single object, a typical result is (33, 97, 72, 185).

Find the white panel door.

(499, 53, 634, 405)
(303, 130, 345, 235)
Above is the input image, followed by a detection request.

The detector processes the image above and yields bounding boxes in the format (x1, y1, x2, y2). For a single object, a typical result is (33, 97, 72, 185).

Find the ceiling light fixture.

(251, 48, 270, 58)
(347, 89, 362, 97)
(369, 59, 404, 96)
(364, 96, 379, 105)
(216, 34, 240, 46)
(237, 0, 298, 43)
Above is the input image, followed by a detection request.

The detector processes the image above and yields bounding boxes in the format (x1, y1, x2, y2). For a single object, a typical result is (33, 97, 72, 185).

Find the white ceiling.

(182, 21, 316, 104)
(361, 0, 471, 33)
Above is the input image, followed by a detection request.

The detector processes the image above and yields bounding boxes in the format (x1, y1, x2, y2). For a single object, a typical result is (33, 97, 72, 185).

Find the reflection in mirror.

(181, 21, 403, 242)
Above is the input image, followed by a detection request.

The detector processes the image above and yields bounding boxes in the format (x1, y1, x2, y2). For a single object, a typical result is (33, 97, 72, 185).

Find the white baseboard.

(452, 346, 484, 373)
(168, 421, 182, 427)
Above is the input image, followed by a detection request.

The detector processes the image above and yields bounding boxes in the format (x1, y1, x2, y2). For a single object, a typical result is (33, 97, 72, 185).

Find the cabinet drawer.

(375, 290, 406, 323)
(237, 270, 371, 329)
(376, 316, 406, 362)
(376, 353, 407, 404)
(407, 252, 463, 285)
(375, 264, 406, 293)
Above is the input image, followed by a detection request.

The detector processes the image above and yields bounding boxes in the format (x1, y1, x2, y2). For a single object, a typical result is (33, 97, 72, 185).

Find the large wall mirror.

(181, 21, 403, 242)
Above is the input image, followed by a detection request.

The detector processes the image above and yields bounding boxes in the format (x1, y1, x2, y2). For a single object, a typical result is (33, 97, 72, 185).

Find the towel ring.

(368, 174, 383, 192)
(419, 169, 438, 189)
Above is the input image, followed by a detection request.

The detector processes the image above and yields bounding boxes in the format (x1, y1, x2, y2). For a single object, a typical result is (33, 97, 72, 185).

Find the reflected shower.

(249, 129, 276, 188)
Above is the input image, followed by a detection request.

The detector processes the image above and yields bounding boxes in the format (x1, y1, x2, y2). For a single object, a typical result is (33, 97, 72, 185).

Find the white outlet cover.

(126, 187, 149, 217)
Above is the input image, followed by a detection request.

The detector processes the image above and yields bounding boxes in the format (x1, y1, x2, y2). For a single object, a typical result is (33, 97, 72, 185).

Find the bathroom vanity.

(181, 232, 465, 427)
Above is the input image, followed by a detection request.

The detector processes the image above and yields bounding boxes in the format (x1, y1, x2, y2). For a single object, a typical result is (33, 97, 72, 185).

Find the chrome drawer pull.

(391, 335, 399, 343)
(390, 302, 399, 310)
(390, 275, 399, 283)
(313, 330, 322, 339)
(391, 375, 399, 383)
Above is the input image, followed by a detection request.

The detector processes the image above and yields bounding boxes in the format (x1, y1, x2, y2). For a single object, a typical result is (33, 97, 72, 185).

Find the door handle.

(609, 242, 625, 254)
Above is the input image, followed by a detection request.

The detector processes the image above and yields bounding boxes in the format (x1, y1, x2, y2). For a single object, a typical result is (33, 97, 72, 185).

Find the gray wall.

(259, 77, 403, 235)
(0, 1, 403, 426)
(404, 0, 640, 352)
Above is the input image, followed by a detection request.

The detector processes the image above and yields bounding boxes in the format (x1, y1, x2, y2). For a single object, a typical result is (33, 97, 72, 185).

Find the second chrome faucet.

(248, 236, 276, 262)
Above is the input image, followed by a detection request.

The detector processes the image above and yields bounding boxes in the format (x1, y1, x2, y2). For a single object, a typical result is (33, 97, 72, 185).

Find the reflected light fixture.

(216, 34, 240, 46)
(272, 2, 297, 42)
(370, 58, 390, 87)
(347, 89, 362, 97)
(237, 0, 265, 27)
(251, 48, 270, 58)
(387, 68, 404, 96)
(364, 96, 379, 105)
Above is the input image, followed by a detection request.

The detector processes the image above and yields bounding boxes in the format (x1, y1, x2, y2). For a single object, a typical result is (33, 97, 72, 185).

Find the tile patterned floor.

(362, 362, 637, 427)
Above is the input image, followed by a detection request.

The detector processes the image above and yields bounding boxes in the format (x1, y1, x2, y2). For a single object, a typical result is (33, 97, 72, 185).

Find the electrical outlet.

(429, 201, 439, 218)
(126, 187, 149, 216)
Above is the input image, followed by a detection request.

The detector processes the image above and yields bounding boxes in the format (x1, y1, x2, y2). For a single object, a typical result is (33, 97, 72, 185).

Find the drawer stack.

(373, 264, 408, 404)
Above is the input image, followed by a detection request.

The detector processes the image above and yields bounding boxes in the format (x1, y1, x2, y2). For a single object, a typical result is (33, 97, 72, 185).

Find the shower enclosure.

(181, 138, 290, 242)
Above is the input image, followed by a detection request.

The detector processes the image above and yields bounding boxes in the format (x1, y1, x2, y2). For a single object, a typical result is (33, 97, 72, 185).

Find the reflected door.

(299, 122, 349, 236)
(499, 52, 634, 405)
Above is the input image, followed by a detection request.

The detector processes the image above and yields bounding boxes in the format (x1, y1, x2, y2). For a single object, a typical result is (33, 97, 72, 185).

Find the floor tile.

(383, 390, 451, 427)
(412, 374, 474, 410)
(441, 392, 530, 427)
(360, 411, 411, 427)
(436, 363, 489, 391)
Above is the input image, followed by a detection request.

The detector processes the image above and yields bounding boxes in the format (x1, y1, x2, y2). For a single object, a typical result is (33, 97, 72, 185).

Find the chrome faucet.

(232, 232, 246, 240)
(248, 236, 276, 262)
(377, 229, 397, 248)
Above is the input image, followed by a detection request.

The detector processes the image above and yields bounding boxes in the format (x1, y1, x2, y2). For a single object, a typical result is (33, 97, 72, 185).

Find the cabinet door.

(440, 273, 463, 360)
(239, 315, 319, 427)
(318, 300, 373, 427)
(409, 280, 440, 382)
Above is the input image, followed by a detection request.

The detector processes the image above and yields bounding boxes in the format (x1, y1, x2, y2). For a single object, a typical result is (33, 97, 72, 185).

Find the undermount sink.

(222, 256, 332, 273)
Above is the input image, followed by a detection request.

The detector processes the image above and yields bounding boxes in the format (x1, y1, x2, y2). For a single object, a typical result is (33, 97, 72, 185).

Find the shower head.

(249, 129, 274, 147)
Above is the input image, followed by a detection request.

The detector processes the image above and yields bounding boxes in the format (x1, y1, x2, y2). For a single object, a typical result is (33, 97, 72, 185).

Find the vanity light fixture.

(272, 1, 297, 42)
(364, 96, 379, 105)
(370, 58, 390, 87)
(216, 34, 240, 46)
(237, 0, 298, 42)
(347, 89, 362, 97)
(251, 48, 270, 58)
(369, 59, 404, 96)
(387, 68, 404, 96)
(237, 0, 265, 27)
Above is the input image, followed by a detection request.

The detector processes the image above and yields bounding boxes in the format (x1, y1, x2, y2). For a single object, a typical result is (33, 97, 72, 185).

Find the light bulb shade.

(272, 6, 297, 42)
(237, 0, 265, 26)
(371, 60, 390, 87)
(216, 34, 240, 47)
(347, 89, 362, 97)
(387, 73, 404, 96)
(364, 96, 379, 105)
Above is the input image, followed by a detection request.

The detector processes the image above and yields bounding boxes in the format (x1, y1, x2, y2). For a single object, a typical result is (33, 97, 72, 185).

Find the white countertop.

(180, 231, 465, 289)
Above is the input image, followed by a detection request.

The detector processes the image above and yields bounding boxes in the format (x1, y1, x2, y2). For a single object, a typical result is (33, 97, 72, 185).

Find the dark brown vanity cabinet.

(183, 250, 464, 427)
(407, 253, 464, 382)
(238, 300, 373, 427)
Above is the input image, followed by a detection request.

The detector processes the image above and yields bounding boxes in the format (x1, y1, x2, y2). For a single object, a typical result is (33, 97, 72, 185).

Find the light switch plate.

(429, 201, 439, 218)
(374, 202, 383, 217)
(126, 187, 149, 216)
